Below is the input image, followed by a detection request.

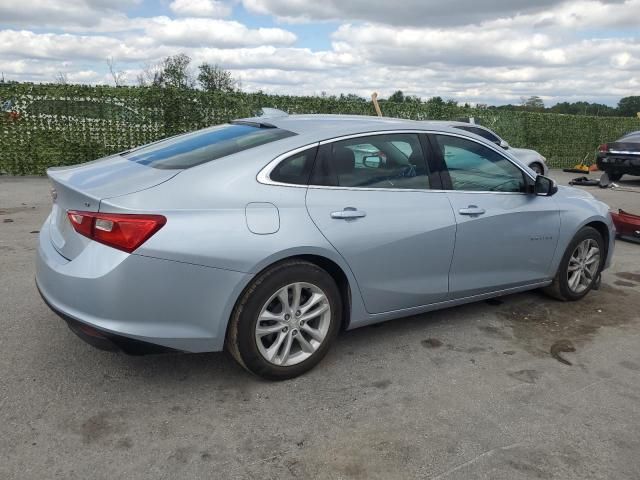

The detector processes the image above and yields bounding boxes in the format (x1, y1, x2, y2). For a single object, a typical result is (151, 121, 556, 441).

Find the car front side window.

(434, 134, 526, 193)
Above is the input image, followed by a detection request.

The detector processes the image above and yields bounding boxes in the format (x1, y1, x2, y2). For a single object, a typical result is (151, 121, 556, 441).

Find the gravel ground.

(1, 170, 639, 480)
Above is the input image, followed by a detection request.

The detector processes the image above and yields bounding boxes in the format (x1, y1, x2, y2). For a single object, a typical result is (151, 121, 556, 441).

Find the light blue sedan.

(36, 113, 615, 379)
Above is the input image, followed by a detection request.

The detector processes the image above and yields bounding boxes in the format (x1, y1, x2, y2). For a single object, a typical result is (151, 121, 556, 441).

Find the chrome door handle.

(331, 207, 367, 220)
(459, 205, 486, 216)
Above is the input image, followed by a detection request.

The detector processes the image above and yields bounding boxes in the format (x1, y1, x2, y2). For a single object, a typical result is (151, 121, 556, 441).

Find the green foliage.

(197, 63, 237, 93)
(1, 82, 638, 175)
(388, 90, 405, 103)
(550, 101, 617, 116)
(618, 96, 640, 117)
(522, 95, 545, 110)
(159, 53, 195, 89)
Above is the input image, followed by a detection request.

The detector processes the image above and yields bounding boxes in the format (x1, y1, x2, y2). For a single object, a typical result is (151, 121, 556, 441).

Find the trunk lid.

(608, 141, 640, 155)
(47, 155, 179, 260)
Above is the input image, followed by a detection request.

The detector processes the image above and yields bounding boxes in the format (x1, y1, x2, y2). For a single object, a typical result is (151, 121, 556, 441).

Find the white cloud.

(169, 0, 231, 18)
(143, 17, 296, 47)
(241, 0, 633, 26)
(0, 0, 639, 106)
(0, 0, 140, 28)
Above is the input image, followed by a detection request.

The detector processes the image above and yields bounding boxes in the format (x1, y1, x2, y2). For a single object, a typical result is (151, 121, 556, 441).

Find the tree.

(106, 57, 126, 87)
(197, 63, 237, 93)
(136, 61, 164, 87)
(522, 95, 545, 110)
(388, 90, 405, 103)
(549, 101, 617, 116)
(618, 96, 640, 117)
(339, 93, 367, 102)
(55, 72, 68, 85)
(425, 96, 445, 106)
(161, 53, 194, 88)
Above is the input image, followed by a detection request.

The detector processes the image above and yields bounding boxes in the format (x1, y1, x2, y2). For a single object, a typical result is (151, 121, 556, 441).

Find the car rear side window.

(310, 133, 430, 189)
(269, 147, 319, 185)
(125, 123, 296, 169)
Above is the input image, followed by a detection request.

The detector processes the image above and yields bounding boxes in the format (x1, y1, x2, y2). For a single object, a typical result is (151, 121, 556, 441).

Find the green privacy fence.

(1, 82, 638, 174)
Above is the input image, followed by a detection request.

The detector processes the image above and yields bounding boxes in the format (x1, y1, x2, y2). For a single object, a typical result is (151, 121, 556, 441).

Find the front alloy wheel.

(567, 239, 600, 294)
(543, 226, 604, 301)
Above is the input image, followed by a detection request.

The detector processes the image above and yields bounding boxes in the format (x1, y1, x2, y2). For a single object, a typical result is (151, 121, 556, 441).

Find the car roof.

(236, 113, 468, 141)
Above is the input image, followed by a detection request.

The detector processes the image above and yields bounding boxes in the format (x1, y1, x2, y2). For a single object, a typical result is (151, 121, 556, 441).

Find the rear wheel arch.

(224, 255, 349, 379)
(226, 254, 353, 340)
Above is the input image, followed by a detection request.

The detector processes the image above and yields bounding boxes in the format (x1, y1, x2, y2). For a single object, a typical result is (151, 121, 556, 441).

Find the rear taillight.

(598, 144, 609, 153)
(67, 211, 166, 253)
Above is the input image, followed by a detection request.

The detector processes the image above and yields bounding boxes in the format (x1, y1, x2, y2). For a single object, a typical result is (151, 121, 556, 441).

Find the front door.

(430, 133, 560, 298)
(305, 132, 456, 314)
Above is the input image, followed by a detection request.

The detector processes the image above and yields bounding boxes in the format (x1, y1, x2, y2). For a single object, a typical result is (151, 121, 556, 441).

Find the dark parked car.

(597, 131, 640, 180)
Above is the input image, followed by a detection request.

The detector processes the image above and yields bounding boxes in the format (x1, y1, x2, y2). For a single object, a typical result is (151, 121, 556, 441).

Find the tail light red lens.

(67, 211, 166, 253)
(598, 144, 609, 153)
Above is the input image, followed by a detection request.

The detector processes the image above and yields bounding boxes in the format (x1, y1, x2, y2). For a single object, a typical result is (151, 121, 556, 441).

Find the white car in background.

(442, 121, 549, 175)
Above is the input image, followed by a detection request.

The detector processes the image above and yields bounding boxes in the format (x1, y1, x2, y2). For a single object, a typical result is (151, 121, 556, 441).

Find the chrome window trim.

(256, 142, 320, 188)
(256, 129, 535, 190)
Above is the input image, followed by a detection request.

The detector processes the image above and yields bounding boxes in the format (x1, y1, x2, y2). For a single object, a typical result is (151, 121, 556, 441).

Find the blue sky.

(0, 0, 638, 106)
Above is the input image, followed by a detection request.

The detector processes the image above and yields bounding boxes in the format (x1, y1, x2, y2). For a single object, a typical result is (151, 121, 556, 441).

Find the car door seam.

(303, 185, 370, 312)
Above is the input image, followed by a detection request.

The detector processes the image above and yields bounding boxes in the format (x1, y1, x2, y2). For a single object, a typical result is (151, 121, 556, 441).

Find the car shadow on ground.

(37, 276, 639, 393)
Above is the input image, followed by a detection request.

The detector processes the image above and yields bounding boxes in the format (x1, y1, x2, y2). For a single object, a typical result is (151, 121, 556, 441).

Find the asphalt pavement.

(1, 170, 639, 479)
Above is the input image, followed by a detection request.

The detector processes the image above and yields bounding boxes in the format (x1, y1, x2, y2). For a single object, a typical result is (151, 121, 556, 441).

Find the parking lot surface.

(1, 170, 640, 479)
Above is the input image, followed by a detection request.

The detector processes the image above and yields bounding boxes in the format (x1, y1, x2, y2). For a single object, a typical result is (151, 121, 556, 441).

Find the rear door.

(305, 132, 456, 314)
(430, 133, 560, 298)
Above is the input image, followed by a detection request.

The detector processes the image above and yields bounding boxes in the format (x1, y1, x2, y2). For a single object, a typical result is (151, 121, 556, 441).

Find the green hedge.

(1, 82, 638, 174)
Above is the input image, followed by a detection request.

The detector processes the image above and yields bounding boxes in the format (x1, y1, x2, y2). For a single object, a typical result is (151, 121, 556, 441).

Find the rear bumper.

(38, 284, 177, 354)
(36, 214, 251, 353)
(597, 154, 640, 175)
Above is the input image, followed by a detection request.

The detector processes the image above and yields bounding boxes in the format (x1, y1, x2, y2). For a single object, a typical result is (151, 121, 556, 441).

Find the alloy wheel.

(255, 282, 331, 366)
(567, 239, 600, 294)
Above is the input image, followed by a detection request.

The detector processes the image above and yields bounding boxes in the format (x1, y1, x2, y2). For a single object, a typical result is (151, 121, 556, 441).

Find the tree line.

(52, 53, 640, 117)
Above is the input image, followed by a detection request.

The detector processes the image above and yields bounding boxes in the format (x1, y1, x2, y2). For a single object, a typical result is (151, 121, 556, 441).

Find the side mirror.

(534, 175, 558, 196)
(362, 155, 382, 168)
(499, 139, 509, 149)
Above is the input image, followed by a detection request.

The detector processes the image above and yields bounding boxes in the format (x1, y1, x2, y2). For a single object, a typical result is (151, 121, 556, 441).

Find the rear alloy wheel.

(255, 282, 331, 366)
(226, 260, 341, 380)
(543, 226, 604, 301)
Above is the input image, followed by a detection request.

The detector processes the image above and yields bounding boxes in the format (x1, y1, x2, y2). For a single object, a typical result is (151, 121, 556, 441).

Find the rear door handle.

(331, 207, 367, 220)
(459, 205, 486, 216)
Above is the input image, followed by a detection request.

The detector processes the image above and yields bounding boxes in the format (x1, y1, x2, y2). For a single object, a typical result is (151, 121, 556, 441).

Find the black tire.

(607, 172, 623, 181)
(530, 162, 544, 175)
(225, 260, 342, 380)
(543, 226, 604, 301)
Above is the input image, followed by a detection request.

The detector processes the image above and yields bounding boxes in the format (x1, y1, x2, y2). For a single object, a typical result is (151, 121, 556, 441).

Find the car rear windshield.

(619, 132, 640, 142)
(124, 123, 296, 169)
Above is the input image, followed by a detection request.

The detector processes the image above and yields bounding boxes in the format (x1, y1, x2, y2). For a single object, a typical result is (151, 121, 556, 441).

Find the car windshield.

(124, 123, 296, 169)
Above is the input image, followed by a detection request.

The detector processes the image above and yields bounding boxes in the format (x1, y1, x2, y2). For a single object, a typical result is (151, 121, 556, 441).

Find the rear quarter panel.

(99, 150, 370, 330)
